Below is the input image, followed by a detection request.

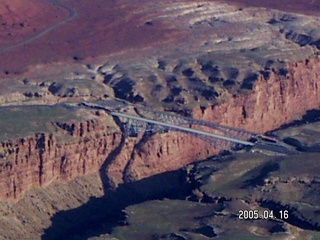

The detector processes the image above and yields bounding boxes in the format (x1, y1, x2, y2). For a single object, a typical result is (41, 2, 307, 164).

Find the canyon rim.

(1, 0, 320, 239)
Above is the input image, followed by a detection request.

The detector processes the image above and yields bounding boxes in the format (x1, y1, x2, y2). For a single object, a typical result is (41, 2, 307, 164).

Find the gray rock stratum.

(1, 1, 320, 239)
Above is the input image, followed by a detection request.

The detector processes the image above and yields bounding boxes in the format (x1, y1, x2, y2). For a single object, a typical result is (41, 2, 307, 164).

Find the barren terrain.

(0, 0, 320, 239)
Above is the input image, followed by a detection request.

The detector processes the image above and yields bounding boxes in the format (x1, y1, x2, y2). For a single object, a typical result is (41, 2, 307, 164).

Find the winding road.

(0, 0, 77, 53)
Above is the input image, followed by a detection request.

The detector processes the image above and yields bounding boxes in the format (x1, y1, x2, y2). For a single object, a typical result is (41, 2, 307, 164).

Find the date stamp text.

(238, 209, 289, 220)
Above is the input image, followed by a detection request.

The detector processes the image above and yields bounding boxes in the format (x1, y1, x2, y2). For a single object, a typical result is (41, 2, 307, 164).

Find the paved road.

(80, 102, 300, 154)
(109, 111, 255, 146)
(81, 101, 254, 145)
(253, 142, 297, 155)
(135, 105, 258, 136)
(0, 0, 77, 53)
(113, 111, 299, 154)
(0, 101, 295, 154)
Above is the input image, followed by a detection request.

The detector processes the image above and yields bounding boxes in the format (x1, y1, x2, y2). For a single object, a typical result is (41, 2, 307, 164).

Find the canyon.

(0, 0, 320, 239)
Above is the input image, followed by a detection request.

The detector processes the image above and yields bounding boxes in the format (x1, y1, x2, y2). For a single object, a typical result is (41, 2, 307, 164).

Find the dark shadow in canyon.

(269, 109, 320, 133)
(42, 108, 320, 239)
(98, 114, 127, 191)
(42, 155, 194, 240)
(42, 112, 211, 239)
(259, 199, 320, 231)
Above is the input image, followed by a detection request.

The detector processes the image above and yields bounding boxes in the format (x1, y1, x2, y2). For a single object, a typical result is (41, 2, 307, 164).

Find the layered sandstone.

(193, 57, 320, 132)
(103, 56, 320, 187)
(0, 111, 122, 200)
(107, 131, 215, 187)
(0, 0, 320, 239)
(4, 52, 320, 200)
(0, 0, 319, 200)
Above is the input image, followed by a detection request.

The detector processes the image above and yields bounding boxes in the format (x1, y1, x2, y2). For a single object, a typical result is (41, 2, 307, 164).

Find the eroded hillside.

(0, 0, 320, 239)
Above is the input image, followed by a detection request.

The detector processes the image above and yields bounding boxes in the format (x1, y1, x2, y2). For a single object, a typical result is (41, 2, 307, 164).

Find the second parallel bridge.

(79, 101, 298, 155)
(82, 102, 255, 146)
(110, 111, 254, 146)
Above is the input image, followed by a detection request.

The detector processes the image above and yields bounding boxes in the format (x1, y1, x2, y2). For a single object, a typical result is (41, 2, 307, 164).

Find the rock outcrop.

(193, 57, 320, 132)
(0, 117, 122, 200)
(108, 56, 320, 187)
(1, 56, 320, 200)
(0, 0, 320, 239)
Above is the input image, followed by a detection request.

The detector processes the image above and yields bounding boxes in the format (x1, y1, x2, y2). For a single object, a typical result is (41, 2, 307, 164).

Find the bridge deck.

(80, 102, 296, 155)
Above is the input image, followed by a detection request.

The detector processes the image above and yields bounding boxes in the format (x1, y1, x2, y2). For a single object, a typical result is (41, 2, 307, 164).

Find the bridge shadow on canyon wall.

(42, 108, 320, 239)
(42, 126, 194, 240)
(42, 169, 192, 240)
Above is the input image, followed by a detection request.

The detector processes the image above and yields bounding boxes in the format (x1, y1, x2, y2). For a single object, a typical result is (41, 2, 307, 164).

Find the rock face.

(106, 131, 215, 187)
(0, 172, 107, 239)
(105, 56, 320, 187)
(107, 146, 320, 240)
(1, 42, 320, 202)
(0, 116, 122, 200)
(0, 56, 317, 201)
(0, 0, 320, 239)
(3, 53, 318, 201)
(193, 57, 320, 132)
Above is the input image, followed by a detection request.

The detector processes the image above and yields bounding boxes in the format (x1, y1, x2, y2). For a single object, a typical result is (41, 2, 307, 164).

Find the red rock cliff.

(193, 58, 320, 131)
(0, 119, 122, 200)
(1, 57, 320, 200)
(110, 57, 320, 185)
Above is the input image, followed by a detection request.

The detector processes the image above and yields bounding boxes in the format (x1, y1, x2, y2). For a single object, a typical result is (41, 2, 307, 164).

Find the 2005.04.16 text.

(238, 209, 289, 220)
